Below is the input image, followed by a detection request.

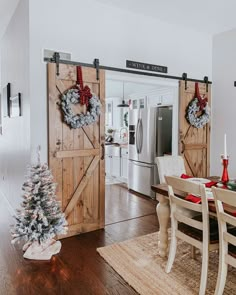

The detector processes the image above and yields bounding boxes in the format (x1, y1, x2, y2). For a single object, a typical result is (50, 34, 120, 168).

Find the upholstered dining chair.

(212, 187, 236, 295)
(156, 155, 186, 184)
(165, 176, 219, 295)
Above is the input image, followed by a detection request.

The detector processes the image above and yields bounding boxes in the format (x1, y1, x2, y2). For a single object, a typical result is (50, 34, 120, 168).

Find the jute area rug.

(97, 232, 236, 295)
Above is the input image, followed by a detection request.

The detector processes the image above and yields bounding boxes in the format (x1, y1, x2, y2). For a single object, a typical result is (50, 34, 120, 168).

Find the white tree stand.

(23, 239, 61, 260)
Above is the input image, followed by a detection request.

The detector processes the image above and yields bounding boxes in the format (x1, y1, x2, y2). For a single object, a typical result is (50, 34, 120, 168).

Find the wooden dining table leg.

(156, 193, 170, 257)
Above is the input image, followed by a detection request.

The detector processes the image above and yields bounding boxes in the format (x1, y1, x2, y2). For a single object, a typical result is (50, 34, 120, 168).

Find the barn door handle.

(101, 143, 105, 160)
(181, 140, 185, 154)
(56, 139, 61, 146)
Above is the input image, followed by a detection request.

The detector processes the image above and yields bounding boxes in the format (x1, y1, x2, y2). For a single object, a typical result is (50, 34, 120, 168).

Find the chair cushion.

(178, 215, 219, 244)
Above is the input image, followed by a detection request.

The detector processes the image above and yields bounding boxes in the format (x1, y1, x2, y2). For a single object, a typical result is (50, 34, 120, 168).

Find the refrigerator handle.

(139, 118, 143, 153)
(136, 119, 140, 154)
(132, 161, 153, 168)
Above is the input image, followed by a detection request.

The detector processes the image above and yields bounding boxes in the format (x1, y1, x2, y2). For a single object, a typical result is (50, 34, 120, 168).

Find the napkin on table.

(180, 174, 218, 203)
(180, 174, 192, 179)
(185, 194, 201, 204)
(205, 181, 218, 188)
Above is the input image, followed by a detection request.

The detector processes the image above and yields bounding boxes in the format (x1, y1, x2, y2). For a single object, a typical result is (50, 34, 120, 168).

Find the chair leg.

(191, 246, 196, 259)
(214, 254, 228, 295)
(165, 235, 177, 273)
(199, 246, 208, 295)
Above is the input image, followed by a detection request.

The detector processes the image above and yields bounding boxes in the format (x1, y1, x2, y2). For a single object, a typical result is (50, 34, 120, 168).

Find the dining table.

(151, 177, 236, 258)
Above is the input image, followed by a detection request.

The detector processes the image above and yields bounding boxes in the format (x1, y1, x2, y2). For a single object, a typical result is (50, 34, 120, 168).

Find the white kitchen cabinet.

(120, 147, 128, 182)
(121, 157, 128, 180)
(105, 155, 121, 178)
(105, 97, 123, 129)
(105, 155, 112, 177)
(105, 146, 121, 178)
(111, 156, 121, 177)
(105, 100, 113, 126)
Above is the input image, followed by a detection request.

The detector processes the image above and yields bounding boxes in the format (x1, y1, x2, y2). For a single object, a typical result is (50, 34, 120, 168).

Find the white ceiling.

(1, 0, 236, 40)
(0, 0, 19, 39)
(97, 0, 236, 35)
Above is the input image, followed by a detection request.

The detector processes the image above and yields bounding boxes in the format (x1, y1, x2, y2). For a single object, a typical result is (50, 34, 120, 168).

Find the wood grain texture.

(64, 156, 100, 217)
(55, 149, 100, 158)
(48, 64, 63, 201)
(48, 64, 105, 238)
(99, 70, 105, 228)
(179, 81, 211, 177)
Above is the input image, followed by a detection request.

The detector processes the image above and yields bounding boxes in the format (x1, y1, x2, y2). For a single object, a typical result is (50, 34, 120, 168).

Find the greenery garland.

(185, 98, 210, 128)
(61, 88, 101, 129)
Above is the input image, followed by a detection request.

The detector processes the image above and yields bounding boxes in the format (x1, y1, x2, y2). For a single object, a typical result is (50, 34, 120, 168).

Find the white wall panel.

(0, 0, 30, 209)
(211, 29, 236, 177)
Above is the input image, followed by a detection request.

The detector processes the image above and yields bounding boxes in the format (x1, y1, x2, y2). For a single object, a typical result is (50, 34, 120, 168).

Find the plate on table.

(186, 178, 210, 184)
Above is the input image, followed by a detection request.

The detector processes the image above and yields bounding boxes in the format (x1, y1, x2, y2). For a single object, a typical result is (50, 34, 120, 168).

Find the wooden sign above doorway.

(126, 60, 168, 74)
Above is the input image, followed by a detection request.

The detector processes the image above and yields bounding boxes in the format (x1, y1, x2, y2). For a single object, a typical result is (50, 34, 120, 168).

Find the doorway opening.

(104, 70, 179, 225)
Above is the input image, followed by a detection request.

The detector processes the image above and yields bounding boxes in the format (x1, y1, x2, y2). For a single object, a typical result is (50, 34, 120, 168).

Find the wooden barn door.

(48, 63, 105, 238)
(179, 81, 211, 177)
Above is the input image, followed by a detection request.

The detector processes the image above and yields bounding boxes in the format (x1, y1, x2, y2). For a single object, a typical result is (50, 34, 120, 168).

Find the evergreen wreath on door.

(61, 66, 101, 129)
(185, 82, 210, 128)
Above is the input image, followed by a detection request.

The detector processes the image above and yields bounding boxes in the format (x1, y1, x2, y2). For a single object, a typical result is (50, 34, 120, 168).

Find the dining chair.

(156, 155, 197, 258)
(156, 155, 186, 184)
(165, 176, 219, 295)
(212, 187, 236, 295)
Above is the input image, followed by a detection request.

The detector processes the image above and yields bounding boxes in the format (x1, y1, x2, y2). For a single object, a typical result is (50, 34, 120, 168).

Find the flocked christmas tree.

(11, 148, 67, 248)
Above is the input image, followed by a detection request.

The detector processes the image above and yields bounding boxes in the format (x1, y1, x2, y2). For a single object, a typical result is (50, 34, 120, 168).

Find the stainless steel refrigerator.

(128, 103, 172, 198)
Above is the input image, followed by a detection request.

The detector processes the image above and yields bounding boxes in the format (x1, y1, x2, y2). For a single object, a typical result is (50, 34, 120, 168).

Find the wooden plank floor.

(0, 184, 158, 295)
(105, 183, 157, 225)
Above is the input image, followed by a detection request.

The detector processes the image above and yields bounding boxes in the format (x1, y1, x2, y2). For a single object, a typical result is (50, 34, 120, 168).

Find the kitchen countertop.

(105, 142, 128, 148)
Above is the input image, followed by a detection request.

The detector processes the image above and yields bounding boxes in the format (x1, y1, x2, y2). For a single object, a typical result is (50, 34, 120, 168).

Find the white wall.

(0, 0, 30, 209)
(0, 53, 1, 85)
(0, 0, 213, 208)
(211, 29, 236, 177)
(29, 0, 212, 162)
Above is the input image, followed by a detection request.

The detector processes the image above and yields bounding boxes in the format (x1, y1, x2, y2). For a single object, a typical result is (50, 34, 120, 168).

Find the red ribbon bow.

(197, 96, 208, 111)
(77, 66, 92, 106)
(195, 82, 208, 111)
(80, 85, 92, 107)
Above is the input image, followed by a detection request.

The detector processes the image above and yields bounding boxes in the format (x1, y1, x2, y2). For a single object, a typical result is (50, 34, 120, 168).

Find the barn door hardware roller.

(182, 73, 188, 90)
(204, 76, 209, 92)
(51, 52, 60, 76)
(93, 58, 100, 81)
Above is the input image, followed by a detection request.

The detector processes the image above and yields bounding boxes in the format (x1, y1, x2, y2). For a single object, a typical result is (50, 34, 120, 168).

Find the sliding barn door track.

(45, 52, 211, 87)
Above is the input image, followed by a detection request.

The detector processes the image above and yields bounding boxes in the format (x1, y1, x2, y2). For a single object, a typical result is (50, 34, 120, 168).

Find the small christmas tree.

(11, 148, 67, 259)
